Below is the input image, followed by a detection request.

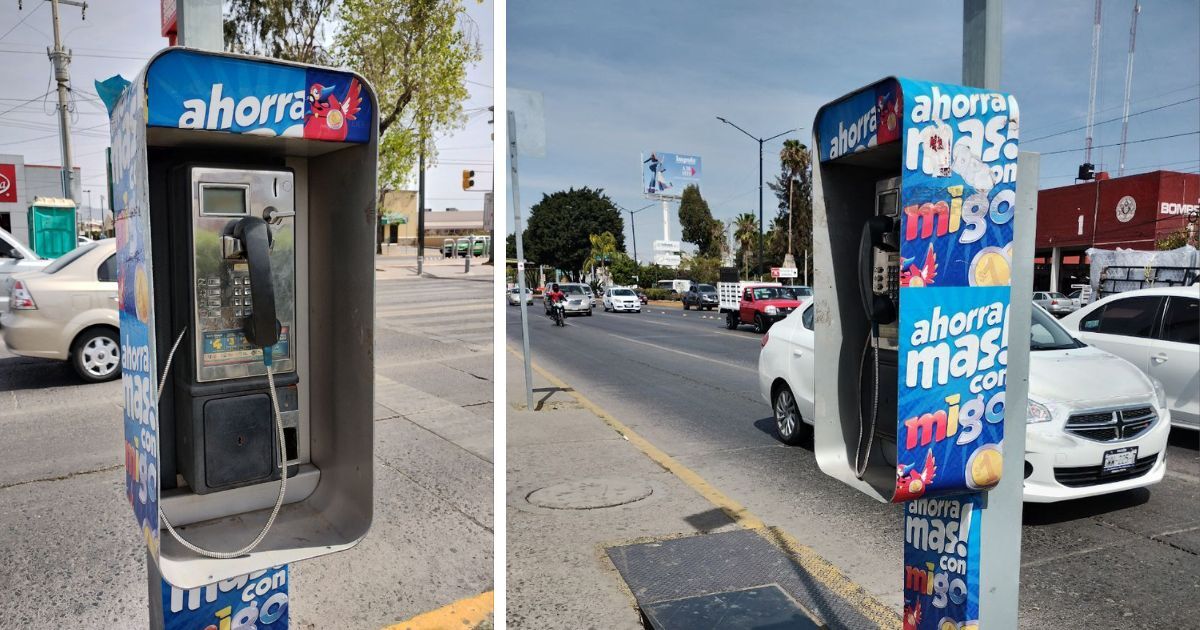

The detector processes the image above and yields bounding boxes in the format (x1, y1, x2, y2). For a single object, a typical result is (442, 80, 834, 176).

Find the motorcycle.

(551, 300, 566, 327)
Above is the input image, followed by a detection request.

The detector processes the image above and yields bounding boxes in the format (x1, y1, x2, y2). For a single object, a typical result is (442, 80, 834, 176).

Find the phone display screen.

(202, 186, 248, 215)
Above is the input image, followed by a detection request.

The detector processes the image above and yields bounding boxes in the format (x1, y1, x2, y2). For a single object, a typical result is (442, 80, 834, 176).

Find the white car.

(507, 286, 533, 305)
(602, 287, 642, 312)
(0, 227, 51, 311)
(759, 301, 1171, 503)
(544, 283, 593, 316)
(1060, 285, 1198, 431)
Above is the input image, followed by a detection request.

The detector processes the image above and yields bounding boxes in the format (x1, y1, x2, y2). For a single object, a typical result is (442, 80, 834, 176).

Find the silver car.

(1034, 291, 1077, 317)
(544, 283, 593, 316)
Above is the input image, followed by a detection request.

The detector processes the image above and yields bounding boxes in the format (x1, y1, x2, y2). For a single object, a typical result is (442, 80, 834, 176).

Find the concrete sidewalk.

(505, 350, 896, 629)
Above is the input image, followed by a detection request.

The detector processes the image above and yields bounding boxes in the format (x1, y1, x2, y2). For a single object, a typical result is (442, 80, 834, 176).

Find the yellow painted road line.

(506, 345, 901, 628)
(384, 590, 493, 630)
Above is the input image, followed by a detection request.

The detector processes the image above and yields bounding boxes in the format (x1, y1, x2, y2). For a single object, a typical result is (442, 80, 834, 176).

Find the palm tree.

(584, 231, 619, 283)
(733, 213, 759, 279)
(779, 139, 810, 267)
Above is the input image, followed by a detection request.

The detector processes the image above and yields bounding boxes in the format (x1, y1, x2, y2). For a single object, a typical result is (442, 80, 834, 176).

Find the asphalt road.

(0, 262, 494, 628)
(506, 302, 1200, 629)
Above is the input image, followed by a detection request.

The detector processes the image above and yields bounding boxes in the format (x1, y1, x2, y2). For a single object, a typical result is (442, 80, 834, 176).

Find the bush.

(645, 288, 679, 301)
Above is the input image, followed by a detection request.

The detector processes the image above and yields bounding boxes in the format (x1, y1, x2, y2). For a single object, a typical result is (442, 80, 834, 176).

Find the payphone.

(811, 77, 1022, 629)
(113, 47, 377, 588)
(166, 166, 300, 496)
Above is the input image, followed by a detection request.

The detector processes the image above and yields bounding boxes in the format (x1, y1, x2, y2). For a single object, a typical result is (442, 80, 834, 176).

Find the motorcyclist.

(546, 283, 566, 309)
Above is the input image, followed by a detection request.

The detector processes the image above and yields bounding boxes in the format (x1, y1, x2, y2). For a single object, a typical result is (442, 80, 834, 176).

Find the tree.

(678, 184, 721, 257)
(523, 187, 625, 278)
(584, 231, 619, 281)
(506, 232, 517, 260)
(681, 254, 721, 284)
(224, 0, 336, 64)
(609, 252, 639, 286)
(336, 0, 483, 194)
(767, 142, 814, 282)
(733, 212, 759, 278)
(1156, 227, 1193, 250)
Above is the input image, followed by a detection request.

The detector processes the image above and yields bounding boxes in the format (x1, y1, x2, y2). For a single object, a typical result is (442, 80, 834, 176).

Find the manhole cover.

(527, 479, 653, 509)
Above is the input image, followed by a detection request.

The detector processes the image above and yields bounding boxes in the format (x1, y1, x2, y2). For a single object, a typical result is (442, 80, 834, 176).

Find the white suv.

(1060, 285, 1199, 431)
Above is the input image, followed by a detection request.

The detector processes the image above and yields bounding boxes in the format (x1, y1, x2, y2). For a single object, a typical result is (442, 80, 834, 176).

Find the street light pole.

(618, 202, 654, 264)
(716, 117, 797, 278)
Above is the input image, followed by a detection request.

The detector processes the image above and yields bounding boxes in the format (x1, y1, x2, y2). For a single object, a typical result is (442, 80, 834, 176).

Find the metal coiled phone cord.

(155, 327, 289, 559)
(854, 331, 879, 479)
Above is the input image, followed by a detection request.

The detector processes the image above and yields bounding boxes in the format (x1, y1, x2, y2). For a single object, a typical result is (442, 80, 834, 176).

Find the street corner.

(384, 590, 495, 630)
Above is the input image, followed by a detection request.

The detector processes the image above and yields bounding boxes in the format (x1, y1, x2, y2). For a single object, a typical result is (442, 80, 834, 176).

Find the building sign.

(1115, 195, 1136, 223)
(0, 163, 17, 203)
(146, 49, 373, 143)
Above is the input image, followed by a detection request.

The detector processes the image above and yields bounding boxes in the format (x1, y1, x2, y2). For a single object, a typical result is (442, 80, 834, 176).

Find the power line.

(1024, 97, 1199, 143)
(1037, 131, 1199, 156)
(1021, 82, 1200, 136)
(0, 0, 47, 42)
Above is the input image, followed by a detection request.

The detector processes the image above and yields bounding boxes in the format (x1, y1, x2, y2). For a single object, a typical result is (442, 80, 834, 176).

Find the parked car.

(721, 283, 801, 333)
(759, 301, 1172, 503)
(544, 282, 593, 317)
(1060, 286, 1198, 431)
(682, 283, 719, 310)
(603, 287, 641, 313)
(507, 286, 533, 305)
(1033, 291, 1077, 317)
(1, 240, 120, 382)
(0, 227, 51, 311)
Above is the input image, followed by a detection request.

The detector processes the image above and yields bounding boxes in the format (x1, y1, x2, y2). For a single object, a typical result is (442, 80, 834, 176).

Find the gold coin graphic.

(327, 109, 345, 130)
(970, 447, 1003, 488)
(970, 249, 1011, 286)
(135, 265, 151, 323)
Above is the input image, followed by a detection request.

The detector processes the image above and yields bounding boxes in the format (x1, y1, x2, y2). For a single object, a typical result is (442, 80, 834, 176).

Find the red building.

(1034, 170, 1199, 293)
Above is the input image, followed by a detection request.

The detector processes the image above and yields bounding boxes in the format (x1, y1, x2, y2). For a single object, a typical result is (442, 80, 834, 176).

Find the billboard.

(642, 152, 701, 198)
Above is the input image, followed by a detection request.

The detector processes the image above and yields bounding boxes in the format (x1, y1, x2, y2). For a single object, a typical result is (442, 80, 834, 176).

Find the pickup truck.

(717, 281, 801, 333)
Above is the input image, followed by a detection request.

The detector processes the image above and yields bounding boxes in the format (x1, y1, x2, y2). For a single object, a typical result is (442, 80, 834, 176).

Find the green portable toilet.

(27, 197, 77, 258)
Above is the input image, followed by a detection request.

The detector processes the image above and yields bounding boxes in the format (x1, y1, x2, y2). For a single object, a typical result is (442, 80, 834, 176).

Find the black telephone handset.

(858, 215, 898, 326)
(226, 216, 280, 350)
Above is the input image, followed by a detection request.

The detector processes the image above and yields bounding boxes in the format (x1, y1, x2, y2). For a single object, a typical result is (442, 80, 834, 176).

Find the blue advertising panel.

(642, 152, 701, 198)
(112, 71, 161, 561)
(895, 286, 1007, 501)
(903, 495, 982, 630)
(146, 49, 372, 143)
(815, 77, 901, 162)
(163, 566, 289, 629)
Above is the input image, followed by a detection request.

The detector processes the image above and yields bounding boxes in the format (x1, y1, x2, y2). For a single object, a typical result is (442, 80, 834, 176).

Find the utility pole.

(44, 0, 88, 202)
(417, 148, 426, 274)
(620, 202, 653, 264)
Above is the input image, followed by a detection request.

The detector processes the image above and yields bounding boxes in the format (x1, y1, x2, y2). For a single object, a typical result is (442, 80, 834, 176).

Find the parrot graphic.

(304, 78, 363, 141)
(900, 243, 938, 287)
(895, 449, 937, 501)
(902, 600, 922, 630)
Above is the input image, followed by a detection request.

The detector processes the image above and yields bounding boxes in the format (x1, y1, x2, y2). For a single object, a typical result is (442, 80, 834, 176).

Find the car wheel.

(586, 308, 593, 316)
(72, 327, 121, 383)
(726, 313, 738, 330)
(773, 384, 809, 446)
(754, 313, 768, 334)
(683, 302, 690, 310)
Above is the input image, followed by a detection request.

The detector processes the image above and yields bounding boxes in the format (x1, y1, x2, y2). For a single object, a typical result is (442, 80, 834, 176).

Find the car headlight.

(1027, 399, 1054, 424)
(1151, 378, 1168, 409)
(764, 305, 778, 315)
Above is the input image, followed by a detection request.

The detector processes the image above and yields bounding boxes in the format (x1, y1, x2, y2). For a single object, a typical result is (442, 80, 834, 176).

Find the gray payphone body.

(167, 165, 303, 495)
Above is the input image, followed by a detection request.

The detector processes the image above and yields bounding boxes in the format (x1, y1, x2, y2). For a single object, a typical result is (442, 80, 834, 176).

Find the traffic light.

(462, 169, 476, 190)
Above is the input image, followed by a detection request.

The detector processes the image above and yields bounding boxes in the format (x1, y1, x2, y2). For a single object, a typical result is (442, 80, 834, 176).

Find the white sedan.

(1060, 285, 1198, 431)
(602, 287, 641, 313)
(507, 286, 534, 305)
(758, 301, 1171, 503)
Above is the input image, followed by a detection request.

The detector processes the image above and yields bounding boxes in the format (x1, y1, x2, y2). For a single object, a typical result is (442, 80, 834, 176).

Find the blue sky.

(0, 0, 492, 218)
(507, 1, 1200, 260)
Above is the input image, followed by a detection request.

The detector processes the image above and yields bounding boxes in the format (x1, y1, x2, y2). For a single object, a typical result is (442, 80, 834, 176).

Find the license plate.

(1102, 446, 1138, 474)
